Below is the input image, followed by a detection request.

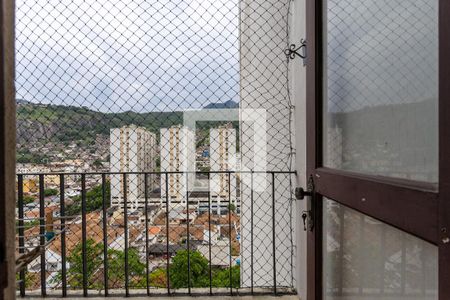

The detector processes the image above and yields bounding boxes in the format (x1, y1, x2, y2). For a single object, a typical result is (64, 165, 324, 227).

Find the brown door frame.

(0, 0, 16, 299)
(305, 0, 450, 299)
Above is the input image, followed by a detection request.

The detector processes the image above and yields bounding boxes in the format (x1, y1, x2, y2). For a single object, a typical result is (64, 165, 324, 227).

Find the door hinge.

(296, 175, 315, 231)
(285, 39, 307, 66)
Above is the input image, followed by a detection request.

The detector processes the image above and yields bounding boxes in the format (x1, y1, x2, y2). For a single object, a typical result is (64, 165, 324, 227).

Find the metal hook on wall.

(285, 39, 307, 65)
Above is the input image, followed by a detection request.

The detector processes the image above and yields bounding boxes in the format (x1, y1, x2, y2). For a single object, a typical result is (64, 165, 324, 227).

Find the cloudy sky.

(15, 0, 240, 113)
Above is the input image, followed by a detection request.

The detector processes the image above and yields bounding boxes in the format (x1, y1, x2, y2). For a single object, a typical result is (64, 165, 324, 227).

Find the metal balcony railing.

(15, 171, 296, 297)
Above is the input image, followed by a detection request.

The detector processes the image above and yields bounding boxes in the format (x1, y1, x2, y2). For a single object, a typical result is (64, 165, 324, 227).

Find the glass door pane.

(323, 198, 438, 300)
(323, 0, 439, 183)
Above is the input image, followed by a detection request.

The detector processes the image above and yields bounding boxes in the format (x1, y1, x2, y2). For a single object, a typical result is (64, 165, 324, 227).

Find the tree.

(107, 248, 146, 288)
(212, 266, 240, 288)
(169, 250, 209, 288)
(23, 195, 35, 204)
(16, 270, 39, 289)
(66, 182, 110, 215)
(53, 239, 147, 289)
(65, 239, 103, 289)
(44, 188, 58, 197)
(149, 268, 167, 288)
(163, 249, 241, 289)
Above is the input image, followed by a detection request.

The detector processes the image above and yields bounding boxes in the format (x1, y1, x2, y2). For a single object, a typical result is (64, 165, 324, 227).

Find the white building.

(160, 126, 195, 205)
(110, 125, 157, 210)
(210, 124, 238, 212)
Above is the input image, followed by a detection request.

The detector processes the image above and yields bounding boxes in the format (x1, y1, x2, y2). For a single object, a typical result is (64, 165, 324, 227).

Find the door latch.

(295, 175, 315, 200)
(295, 187, 312, 200)
(296, 175, 315, 231)
(301, 210, 313, 231)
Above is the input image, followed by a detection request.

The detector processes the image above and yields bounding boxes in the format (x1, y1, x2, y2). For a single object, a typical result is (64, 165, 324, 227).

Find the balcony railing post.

(379, 221, 386, 296)
(338, 204, 344, 296)
(17, 175, 25, 297)
(208, 172, 212, 295)
(123, 173, 129, 296)
(39, 174, 46, 297)
(271, 172, 277, 295)
(250, 170, 254, 295)
(81, 174, 88, 296)
(165, 172, 170, 295)
(102, 173, 109, 296)
(60, 174, 67, 297)
(228, 171, 232, 295)
(186, 174, 191, 294)
(144, 173, 150, 295)
(400, 231, 406, 295)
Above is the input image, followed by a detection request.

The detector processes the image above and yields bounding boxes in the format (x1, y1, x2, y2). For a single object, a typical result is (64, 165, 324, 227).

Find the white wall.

(239, 0, 304, 291)
(290, 0, 307, 298)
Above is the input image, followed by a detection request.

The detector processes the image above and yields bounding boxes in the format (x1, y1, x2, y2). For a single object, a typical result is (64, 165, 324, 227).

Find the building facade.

(160, 126, 195, 205)
(210, 124, 238, 212)
(110, 125, 157, 210)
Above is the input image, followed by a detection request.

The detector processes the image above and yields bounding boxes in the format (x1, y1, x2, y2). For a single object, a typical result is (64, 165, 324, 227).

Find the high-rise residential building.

(160, 126, 195, 205)
(110, 125, 157, 210)
(210, 124, 238, 212)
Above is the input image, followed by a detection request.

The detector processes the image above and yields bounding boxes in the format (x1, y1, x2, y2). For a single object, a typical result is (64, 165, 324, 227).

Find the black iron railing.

(15, 171, 296, 297)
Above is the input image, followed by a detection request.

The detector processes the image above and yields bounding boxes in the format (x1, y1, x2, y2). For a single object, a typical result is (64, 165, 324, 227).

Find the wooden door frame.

(305, 0, 450, 299)
(0, 0, 16, 299)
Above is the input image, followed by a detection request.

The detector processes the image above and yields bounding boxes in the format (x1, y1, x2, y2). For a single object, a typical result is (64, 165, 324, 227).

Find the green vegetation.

(149, 268, 167, 288)
(149, 250, 240, 289)
(17, 102, 184, 144)
(15, 219, 40, 234)
(52, 241, 240, 290)
(17, 148, 49, 164)
(53, 239, 147, 289)
(212, 265, 240, 288)
(16, 270, 39, 290)
(169, 250, 210, 288)
(16, 102, 242, 164)
(64, 239, 103, 288)
(23, 195, 35, 204)
(66, 182, 110, 216)
(44, 188, 58, 197)
(107, 248, 146, 287)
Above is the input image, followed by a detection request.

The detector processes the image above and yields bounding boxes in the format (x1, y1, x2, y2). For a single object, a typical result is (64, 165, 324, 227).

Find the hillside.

(16, 100, 239, 164)
(16, 101, 183, 145)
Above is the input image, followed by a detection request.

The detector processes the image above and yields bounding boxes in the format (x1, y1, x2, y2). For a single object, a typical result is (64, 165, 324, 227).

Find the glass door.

(305, 0, 450, 299)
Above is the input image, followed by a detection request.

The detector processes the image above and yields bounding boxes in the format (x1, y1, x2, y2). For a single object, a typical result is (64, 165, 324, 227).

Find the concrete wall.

(240, 0, 304, 292)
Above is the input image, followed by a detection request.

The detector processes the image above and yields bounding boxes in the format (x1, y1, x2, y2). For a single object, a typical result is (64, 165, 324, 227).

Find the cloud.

(15, 0, 240, 113)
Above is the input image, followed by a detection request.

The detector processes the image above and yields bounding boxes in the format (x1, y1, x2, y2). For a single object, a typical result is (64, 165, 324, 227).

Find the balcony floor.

(22, 296, 299, 300)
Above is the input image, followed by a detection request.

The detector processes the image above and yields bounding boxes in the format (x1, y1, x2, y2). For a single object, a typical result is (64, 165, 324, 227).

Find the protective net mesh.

(322, 0, 439, 297)
(323, 0, 438, 182)
(15, 0, 296, 296)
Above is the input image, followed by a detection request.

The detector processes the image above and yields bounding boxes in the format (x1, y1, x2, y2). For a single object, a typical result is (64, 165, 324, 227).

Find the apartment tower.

(160, 126, 195, 205)
(110, 125, 156, 210)
(210, 124, 238, 212)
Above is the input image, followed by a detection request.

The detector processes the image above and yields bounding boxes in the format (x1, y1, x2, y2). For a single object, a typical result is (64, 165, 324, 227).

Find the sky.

(15, 0, 240, 113)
